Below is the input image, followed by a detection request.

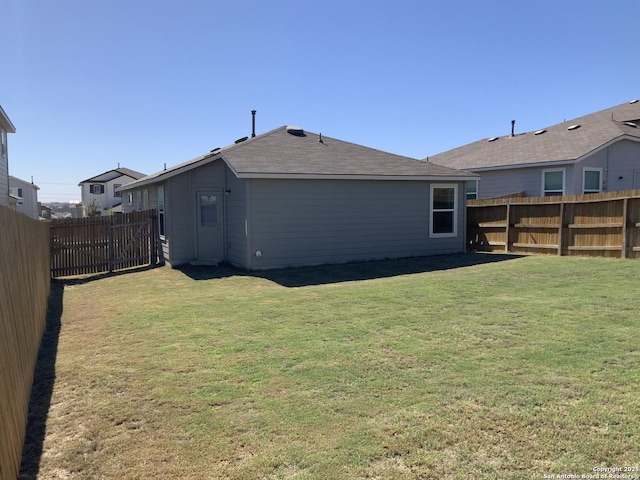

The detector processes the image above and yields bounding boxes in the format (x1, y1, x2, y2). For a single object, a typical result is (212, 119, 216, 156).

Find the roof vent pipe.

(510, 120, 515, 137)
(251, 110, 256, 138)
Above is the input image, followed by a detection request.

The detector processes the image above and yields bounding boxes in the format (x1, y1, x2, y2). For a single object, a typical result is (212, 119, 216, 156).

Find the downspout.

(604, 146, 609, 192)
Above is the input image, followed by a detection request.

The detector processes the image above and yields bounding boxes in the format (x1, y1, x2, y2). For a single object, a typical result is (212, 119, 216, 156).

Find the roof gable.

(79, 167, 147, 184)
(122, 126, 474, 191)
(428, 100, 640, 170)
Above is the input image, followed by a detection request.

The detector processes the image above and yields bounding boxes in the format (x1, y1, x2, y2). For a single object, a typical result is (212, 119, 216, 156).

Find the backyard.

(20, 253, 640, 479)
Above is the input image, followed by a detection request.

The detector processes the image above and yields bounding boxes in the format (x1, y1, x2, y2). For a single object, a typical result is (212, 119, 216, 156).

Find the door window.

(200, 195, 217, 227)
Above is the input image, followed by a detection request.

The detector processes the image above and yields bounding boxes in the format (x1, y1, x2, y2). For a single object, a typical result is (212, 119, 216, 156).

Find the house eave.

(234, 173, 479, 181)
(0, 105, 16, 133)
(466, 159, 577, 173)
(118, 154, 224, 191)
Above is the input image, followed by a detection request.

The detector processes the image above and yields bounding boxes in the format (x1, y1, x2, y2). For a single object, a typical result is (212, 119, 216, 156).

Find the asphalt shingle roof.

(428, 100, 640, 171)
(122, 126, 474, 190)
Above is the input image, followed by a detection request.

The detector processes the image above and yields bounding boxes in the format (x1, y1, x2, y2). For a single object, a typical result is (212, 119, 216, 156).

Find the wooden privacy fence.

(50, 210, 160, 277)
(0, 207, 51, 480)
(467, 189, 640, 259)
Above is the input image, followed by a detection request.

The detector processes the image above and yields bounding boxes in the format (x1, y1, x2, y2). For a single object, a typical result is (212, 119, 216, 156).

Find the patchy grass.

(23, 254, 640, 479)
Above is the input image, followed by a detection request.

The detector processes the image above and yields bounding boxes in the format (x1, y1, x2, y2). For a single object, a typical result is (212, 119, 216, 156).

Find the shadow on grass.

(178, 252, 525, 287)
(19, 281, 64, 480)
(51, 263, 164, 286)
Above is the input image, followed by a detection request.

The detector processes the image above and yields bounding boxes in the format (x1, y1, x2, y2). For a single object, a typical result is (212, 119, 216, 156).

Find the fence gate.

(50, 210, 159, 277)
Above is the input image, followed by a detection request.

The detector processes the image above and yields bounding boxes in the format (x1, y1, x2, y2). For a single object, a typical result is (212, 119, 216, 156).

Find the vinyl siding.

(165, 174, 195, 265)
(165, 160, 228, 266)
(476, 167, 544, 198)
(477, 165, 579, 198)
(601, 140, 640, 192)
(0, 135, 7, 205)
(245, 178, 466, 270)
(224, 168, 247, 268)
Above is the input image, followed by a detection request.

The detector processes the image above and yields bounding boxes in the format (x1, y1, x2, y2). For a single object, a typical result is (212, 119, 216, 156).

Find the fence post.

(558, 202, 564, 256)
(504, 203, 511, 253)
(622, 197, 629, 259)
(107, 222, 114, 273)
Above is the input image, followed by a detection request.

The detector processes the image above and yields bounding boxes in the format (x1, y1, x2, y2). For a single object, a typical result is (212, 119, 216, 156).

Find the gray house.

(120, 125, 476, 270)
(428, 100, 640, 199)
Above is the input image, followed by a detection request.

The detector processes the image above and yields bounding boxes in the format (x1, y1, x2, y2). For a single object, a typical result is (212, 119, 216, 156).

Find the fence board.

(50, 210, 158, 277)
(0, 206, 50, 480)
(468, 189, 640, 259)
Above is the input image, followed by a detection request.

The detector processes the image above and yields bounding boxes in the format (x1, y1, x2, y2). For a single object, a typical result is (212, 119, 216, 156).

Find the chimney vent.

(251, 110, 256, 138)
(510, 120, 515, 137)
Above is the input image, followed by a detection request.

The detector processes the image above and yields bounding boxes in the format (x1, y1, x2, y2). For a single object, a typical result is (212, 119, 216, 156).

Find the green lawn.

(26, 254, 640, 479)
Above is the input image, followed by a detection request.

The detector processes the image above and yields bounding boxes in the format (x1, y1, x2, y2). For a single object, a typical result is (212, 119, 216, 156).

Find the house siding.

(166, 174, 195, 265)
(224, 168, 247, 268)
(603, 140, 640, 191)
(9, 177, 39, 219)
(475, 167, 544, 198)
(161, 160, 229, 266)
(245, 178, 466, 270)
(0, 128, 8, 206)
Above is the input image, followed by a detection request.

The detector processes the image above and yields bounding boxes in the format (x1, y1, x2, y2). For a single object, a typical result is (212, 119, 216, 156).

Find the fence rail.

(50, 210, 160, 277)
(0, 207, 51, 480)
(467, 189, 640, 259)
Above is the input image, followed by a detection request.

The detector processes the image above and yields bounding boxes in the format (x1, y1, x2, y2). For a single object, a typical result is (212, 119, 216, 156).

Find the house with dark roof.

(428, 100, 640, 199)
(78, 167, 146, 215)
(120, 125, 476, 270)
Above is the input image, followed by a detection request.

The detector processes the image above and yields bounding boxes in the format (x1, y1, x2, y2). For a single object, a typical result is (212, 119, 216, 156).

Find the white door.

(196, 190, 223, 262)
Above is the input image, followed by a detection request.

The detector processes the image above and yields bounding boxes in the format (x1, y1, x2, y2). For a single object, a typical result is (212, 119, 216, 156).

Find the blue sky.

(2, 0, 639, 203)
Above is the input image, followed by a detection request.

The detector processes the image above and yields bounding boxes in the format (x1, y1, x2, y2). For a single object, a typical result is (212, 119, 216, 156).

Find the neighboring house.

(428, 100, 640, 199)
(39, 203, 52, 220)
(9, 176, 39, 219)
(120, 125, 476, 270)
(78, 167, 146, 215)
(0, 104, 16, 206)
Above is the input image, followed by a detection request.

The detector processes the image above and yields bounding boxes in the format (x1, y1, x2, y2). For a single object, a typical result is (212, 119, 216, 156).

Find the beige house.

(9, 176, 40, 219)
(0, 105, 16, 206)
(78, 167, 146, 215)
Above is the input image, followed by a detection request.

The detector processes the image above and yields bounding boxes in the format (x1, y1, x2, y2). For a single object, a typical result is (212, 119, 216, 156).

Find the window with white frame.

(90, 184, 105, 194)
(157, 186, 165, 237)
(542, 169, 565, 196)
(430, 184, 458, 237)
(465, 180, 478, 200)
(583, 168, 603, 194)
